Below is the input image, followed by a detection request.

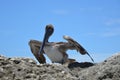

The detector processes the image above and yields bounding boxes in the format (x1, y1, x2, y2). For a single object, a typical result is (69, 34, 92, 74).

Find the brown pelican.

(29, 24, 94, 64)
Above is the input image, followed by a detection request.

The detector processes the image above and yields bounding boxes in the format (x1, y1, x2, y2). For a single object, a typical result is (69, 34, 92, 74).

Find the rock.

(76, 53, 120, 80)
(0, 53, 120, 80)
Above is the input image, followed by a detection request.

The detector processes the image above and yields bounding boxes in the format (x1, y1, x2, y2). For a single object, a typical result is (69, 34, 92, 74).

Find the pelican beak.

(38, 25, 54, 55)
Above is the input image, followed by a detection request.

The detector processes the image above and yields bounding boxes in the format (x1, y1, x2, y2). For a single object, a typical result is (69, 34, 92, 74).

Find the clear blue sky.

(0, 0, 120, 63)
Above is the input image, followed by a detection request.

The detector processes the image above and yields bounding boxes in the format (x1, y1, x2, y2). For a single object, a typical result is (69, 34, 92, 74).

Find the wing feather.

(29, 40, 46, 63)
(63, 35, 87, 55)
(63, 35, 94, 62)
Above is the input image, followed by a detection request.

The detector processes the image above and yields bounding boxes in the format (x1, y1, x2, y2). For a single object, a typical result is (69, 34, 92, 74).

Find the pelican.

(29, 24, 94, 64)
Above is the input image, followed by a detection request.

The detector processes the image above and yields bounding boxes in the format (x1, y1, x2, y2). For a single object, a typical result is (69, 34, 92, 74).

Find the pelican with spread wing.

(29, 24, 94, 64)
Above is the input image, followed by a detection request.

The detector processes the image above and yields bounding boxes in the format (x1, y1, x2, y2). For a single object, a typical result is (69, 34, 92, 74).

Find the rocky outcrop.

(0, 53, 120, 80)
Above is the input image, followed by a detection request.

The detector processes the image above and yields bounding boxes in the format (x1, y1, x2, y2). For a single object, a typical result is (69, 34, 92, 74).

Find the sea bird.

(29, 24, 94, 64)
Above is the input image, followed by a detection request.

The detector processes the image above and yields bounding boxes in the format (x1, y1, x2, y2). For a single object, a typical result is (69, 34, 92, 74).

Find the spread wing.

(29, 40, 46, 63)
(63, 35, 87, 54)
(63, 35, 94, 62)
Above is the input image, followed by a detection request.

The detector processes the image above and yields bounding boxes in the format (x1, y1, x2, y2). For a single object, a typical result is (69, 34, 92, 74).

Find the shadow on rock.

(68, 62, 95, 68)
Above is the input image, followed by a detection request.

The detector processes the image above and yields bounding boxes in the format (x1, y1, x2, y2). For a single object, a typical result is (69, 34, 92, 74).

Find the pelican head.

(38, 24, 54, 55)
(45, 24, 54, 42)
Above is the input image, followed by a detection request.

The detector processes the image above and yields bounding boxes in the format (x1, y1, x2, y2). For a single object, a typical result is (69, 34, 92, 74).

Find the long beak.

(38, 30, 50, 55)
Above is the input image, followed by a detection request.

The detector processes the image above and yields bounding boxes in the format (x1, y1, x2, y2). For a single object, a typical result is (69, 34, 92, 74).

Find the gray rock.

(0, 53, 120, 80)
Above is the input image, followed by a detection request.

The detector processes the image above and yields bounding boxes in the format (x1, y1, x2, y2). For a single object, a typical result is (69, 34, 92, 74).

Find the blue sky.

(0, 0, 120, 63)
